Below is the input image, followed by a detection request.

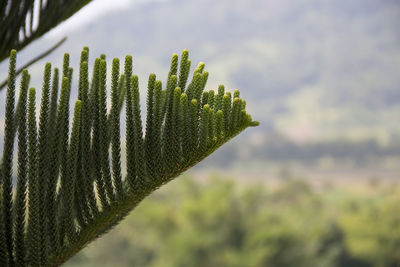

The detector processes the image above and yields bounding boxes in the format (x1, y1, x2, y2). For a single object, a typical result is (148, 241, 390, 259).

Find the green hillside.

(1, 0, 399, 167)
(25, 0, 400, 141)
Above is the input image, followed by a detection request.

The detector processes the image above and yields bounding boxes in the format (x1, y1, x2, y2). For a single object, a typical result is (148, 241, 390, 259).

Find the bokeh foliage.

(0, 0, 92, 62)
(67, 177, 400, 267)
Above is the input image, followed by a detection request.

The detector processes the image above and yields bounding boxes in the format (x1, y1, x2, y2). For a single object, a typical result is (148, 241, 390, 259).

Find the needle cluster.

(0, 48, 258, 266)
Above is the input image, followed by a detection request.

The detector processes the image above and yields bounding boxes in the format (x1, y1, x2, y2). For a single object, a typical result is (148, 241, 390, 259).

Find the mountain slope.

(2, 0, 399, 144)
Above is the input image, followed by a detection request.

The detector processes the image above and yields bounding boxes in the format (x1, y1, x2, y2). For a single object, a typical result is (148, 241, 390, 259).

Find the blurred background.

(2, 0, 400, 266)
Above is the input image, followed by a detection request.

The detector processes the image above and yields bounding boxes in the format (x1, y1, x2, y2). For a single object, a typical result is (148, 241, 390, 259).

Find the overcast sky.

(46, 0, 138, 38)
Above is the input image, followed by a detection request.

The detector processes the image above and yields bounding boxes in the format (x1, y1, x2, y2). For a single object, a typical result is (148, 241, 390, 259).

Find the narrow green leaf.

(78, 49, 88, 100)
(111, 58, 124, 198)
(13, 71, 31, 136)
(186, 73, 202, 101)
(208, 90, 215, 109)
(0, 192, 8, 267)
(215, 110, 223, 141)
(167, 53, 178, 81)
(171, 87, 182, 170)
(99, 59, 114, 203)
(163, 74, 177, 119)
(2, 49, 17, 266)
(124, 55, 136, 190)
(178, 50, 190, 91)
(37, 62, 52, 265)
(239, 110, 248, 128)
(152, 80, 163, 179)
(144, 74, 156, 180)
(65, 101, 83, 242)
(208, 108, 214, 144)
(91, 58, 107, 209)
(194, 62, 205, 75)
(189, 99, 199, 160)
(162, 75, 177, 174)
(180, 93, 189, 163)
(233, 89, 240, 99)
(194, 71, 208, 101)
(89, 58, 100, 106)
(215, 85, 225, 111)
(132, 75, 145, 190)
(78, 60, 98, 222)
(222, 93, 232, 135)
(202, 91, 209, 107)
(47, 67, 60, 255)
(57, 77, 73, 248)
(199, 104, 211, 153)
(13, 69, 29, 266)
(231, 97, 241, 132)
(118, 74, 126, 114)
(62, 53, 70, 79)
(26, 87, 40, 265)
(73, 57, 89, 227)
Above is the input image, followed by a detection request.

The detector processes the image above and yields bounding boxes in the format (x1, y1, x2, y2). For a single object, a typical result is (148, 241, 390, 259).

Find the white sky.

(46, 0, 135, 38)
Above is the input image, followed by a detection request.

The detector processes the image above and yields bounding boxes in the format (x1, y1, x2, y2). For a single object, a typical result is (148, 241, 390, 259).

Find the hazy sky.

(47, 0, 137, 38)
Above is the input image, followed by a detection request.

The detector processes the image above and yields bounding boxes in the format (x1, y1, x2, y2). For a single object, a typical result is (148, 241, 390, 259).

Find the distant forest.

(1, 0, 399, 166)
(201, 133, 400, 168)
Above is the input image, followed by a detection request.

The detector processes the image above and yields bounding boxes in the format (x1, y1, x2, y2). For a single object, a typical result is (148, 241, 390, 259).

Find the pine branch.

(0, 0, 92, 62)
(0, 48, 259, 266)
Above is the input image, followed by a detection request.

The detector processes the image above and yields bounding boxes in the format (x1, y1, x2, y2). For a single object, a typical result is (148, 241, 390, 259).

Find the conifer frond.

(0, 0, 93, 62)
(0, 48, 259, 266)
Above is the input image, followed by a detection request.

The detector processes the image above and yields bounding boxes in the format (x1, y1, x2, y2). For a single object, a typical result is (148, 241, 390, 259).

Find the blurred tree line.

(66, 177, 400, 267)
(202, 134, 400, 169)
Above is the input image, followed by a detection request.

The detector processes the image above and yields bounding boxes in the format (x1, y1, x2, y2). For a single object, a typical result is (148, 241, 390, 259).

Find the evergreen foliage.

(0, 0, 93, 62)
(0, 48, 258, 266)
